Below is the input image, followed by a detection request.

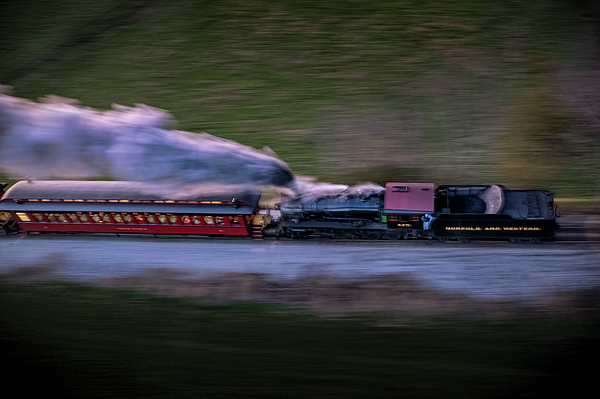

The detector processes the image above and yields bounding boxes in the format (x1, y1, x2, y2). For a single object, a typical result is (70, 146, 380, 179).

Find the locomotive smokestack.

(0, 90, 295, 195)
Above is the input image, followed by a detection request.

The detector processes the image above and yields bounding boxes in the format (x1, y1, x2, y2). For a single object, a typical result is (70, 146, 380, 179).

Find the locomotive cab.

(383, 183, 435, 236)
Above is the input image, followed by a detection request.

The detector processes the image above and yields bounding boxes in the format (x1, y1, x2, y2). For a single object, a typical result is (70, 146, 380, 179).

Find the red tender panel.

(384, 183, 435, 213)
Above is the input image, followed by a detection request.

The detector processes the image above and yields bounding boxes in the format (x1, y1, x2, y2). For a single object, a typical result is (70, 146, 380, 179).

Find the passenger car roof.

(0, 181, 261, 215)
(1, 180, 259, 203)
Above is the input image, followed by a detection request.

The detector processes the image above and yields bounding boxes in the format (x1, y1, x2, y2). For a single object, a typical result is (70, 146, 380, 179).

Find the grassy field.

(1, 280, 598, 398)
(2, 0, 599, 197)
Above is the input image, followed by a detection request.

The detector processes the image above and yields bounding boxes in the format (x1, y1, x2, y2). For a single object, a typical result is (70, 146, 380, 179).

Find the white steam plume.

(293, 176, 385, 201)
(0, 89, 296, 196)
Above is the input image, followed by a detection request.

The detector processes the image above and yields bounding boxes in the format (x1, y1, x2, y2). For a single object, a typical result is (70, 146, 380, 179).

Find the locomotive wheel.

(510, 237, 541, 244)
(291, 231, 309, 239)
(383, 231, 402, 240)
(362, 230, 381, 240)
(335, 230, 356, 239)
(438, 237, 469, 243)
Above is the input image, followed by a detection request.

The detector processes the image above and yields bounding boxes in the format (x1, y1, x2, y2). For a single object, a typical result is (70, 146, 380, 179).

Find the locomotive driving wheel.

(362, 230, 381, 240)
(383, 230, 403, 240)
(334, 229, 357, 239)
(291, 230, 310, 239)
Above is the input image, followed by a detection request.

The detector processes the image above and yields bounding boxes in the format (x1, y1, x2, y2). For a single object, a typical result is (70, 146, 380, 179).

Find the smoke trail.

(293, 177, 385, 201)
(0, 88, 296, 196)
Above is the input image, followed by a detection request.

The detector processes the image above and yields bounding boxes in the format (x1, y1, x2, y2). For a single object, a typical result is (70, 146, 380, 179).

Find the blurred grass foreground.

(1, 0, 600, 203)
(1, 279, 599, 398)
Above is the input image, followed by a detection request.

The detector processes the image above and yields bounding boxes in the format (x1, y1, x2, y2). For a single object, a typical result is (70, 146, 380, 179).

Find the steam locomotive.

(277, 182, 558, 242)
(0, 180, 558, 242)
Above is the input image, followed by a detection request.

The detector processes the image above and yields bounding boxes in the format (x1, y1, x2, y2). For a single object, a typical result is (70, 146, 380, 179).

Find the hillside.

(1, 0, 599, 200)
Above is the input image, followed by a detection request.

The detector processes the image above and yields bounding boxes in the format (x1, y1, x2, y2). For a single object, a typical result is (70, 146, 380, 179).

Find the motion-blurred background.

(2, 0, 599, 200)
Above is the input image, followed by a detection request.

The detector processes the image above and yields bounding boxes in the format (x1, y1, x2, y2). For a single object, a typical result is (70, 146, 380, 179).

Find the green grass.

(1, 281, 599, 398)
(1, 0, 599, 197)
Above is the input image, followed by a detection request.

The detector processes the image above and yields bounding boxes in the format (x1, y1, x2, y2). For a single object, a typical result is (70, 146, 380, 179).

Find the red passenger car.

(0, 181, 261, 236)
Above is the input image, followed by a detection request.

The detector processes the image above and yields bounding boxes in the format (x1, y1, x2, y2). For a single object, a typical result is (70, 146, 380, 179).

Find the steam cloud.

(0, 88, 296, 197)
(295, 177, 384, 201)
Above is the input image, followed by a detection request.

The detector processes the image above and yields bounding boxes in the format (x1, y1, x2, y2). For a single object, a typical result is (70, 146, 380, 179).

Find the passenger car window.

(16, 212, 31, 222)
